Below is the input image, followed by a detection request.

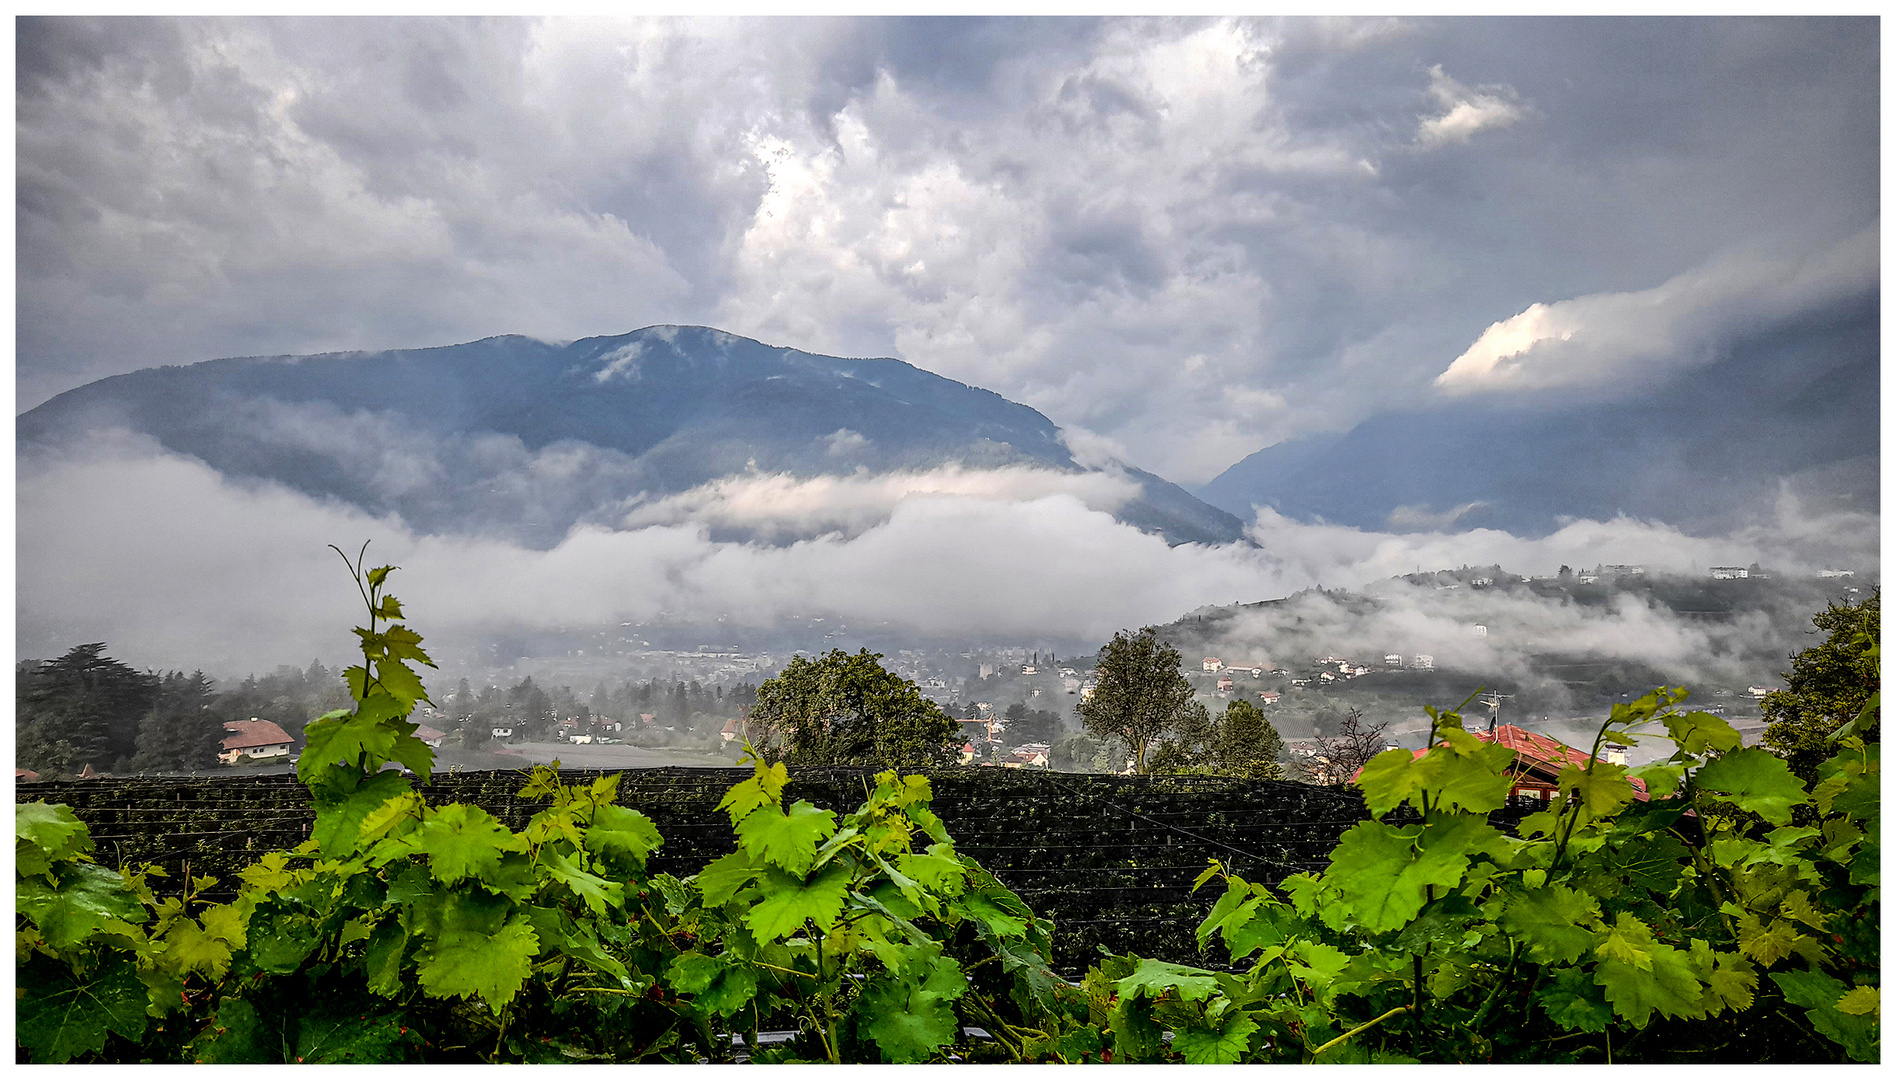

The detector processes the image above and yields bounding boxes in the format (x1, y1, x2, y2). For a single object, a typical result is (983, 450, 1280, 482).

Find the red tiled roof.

(1393, 724, 1648, 800)
(222, 719, 295, 751)
(413, 724, 447, 743)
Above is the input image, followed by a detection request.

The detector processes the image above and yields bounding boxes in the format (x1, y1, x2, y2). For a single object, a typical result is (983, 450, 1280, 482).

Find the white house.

(1202, 657, 1223, 672)
(1710, 566, 1749, 580)
(219, 719, 295, 765)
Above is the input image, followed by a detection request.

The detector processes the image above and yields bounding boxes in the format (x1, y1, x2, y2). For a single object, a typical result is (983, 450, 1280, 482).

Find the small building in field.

(219, 719, 296, 765)
(1202, 657, 1223, 672)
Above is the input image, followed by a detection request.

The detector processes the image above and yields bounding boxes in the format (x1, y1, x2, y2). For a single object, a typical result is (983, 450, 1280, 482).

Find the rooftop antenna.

(1482, 694, 1513, 733)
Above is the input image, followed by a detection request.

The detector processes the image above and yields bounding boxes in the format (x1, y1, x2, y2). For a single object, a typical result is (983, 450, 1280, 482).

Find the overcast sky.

(18, 16, 1879, 484)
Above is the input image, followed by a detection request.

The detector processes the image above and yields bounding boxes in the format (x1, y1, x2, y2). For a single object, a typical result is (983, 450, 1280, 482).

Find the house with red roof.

(1384, 724, 1650, 807)
(219, 719, 296, 765)
(412, 724, 448, 748)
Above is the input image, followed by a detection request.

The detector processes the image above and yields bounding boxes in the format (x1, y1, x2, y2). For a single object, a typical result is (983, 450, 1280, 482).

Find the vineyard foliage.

(15, 557, 1880, 1062)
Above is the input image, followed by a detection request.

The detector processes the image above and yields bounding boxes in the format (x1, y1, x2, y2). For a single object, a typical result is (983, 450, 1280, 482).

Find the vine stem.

(1309, 1006, 1410, 1059)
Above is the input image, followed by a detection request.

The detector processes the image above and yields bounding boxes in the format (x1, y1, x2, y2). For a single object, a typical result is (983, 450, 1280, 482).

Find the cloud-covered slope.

(17, 325, 1245, 547)
(1198, 296, 1879, 536)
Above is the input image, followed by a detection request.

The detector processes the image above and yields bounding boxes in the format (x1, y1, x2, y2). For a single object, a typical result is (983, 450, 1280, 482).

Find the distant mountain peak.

(19, 325, 1249, 550)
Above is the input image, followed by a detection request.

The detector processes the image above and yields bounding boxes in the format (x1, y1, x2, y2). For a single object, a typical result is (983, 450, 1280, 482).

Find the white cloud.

(1434, 228, 1878, 397)
(19, 438, 1876, 683)
(593, 341, 645, 383)
(1415, 64, 1525, 148)
(823, 428, 869, 457)
(1385, 502, 1487, 531)
(617, 464, 1140, 540)
(1244, 497, 1879, 586)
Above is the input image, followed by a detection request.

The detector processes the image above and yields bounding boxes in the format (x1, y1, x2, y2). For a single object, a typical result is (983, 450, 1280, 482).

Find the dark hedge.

(19, 767, 1385, 973)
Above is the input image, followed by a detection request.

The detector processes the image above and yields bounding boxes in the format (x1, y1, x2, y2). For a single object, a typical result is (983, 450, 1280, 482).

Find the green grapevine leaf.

(954, 882, 1032, 939)
(1355, 725, 1514, 817)
(379, 624, 434, 666)
(537, 847, 624, 914)
(1692, 940, 1757, 1013)
(366, 564, 395, 587)
(1592, 913, 1707, 1026)
(1596, 831, 1691, 897)
(1836, 985, 1879, 1017)
(733, 799, 836, 876)
(363, 919, 410, 998)
(717, 755, 790, 824)
(372, 656, 430, 711)
(1662, 709, 1741, 756)
(246, 899, 323, 974)
(856, 947, 967, 1063)
(667, 952, 759, 1016)
(523, 904, 630, 985)
(1733, 912, 1802, 966)
(1695, 748, 1810, 825)
(1115, 957, 1221, 1002)
(310, 768, 412, 856)
(583, 803, 664, 868)
(895, 844, 967, 897)
(858, 977, 959, 1062)
(1497, 883, 1601, 964)
(298, 694, 408, 780)
(694, 849, 764, 906)
(1771, 969, 1879, 1062)
(1537, 965, 1613, 1033)
(1172, 1012, 1259, 1064)
(194, 995, 280, 1063)
(17, 861, 149, 950)
(294, 1008, 420, 1064)
(16, 953, 149, 1063)
(1556, 760, 1637, 821)
(416, 914, 540, 1010)
(743, 863, 851, 941)
(1324, 817, 1504, 935)
(162, 916, 235, 980)
(413, 802, 527, 885)
(16, 802, 93, 874)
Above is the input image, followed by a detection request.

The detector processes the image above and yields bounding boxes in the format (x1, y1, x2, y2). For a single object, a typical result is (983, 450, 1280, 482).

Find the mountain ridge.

(18, 325, 1248, 548)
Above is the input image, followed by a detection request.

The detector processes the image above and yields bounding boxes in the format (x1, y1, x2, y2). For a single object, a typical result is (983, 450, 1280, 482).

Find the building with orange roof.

(1369, 723, 1650, 808)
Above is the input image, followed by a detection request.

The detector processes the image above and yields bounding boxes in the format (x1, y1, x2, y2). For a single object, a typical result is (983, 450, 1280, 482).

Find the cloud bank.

(18, 438, 1877, 680)
(1434, 228, 1878, 397)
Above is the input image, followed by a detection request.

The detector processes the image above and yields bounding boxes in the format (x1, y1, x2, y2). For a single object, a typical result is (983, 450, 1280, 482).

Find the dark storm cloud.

(15, 16, 1877, 486)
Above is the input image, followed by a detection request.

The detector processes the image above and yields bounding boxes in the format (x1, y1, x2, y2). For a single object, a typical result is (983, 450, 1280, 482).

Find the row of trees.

(433, 675, 762, 747)
(15, 649, 359, 777)
(741, 633, 1290, 780)
(1075, 628, 1289, 778)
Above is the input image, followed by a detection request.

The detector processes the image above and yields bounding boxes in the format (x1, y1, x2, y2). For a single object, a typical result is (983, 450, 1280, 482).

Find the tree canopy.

(1076, 628, 1196, 774)
(1763, 589, 1879, 782)
(751, 648, 961, 768)
(16, 643, 159, 777)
